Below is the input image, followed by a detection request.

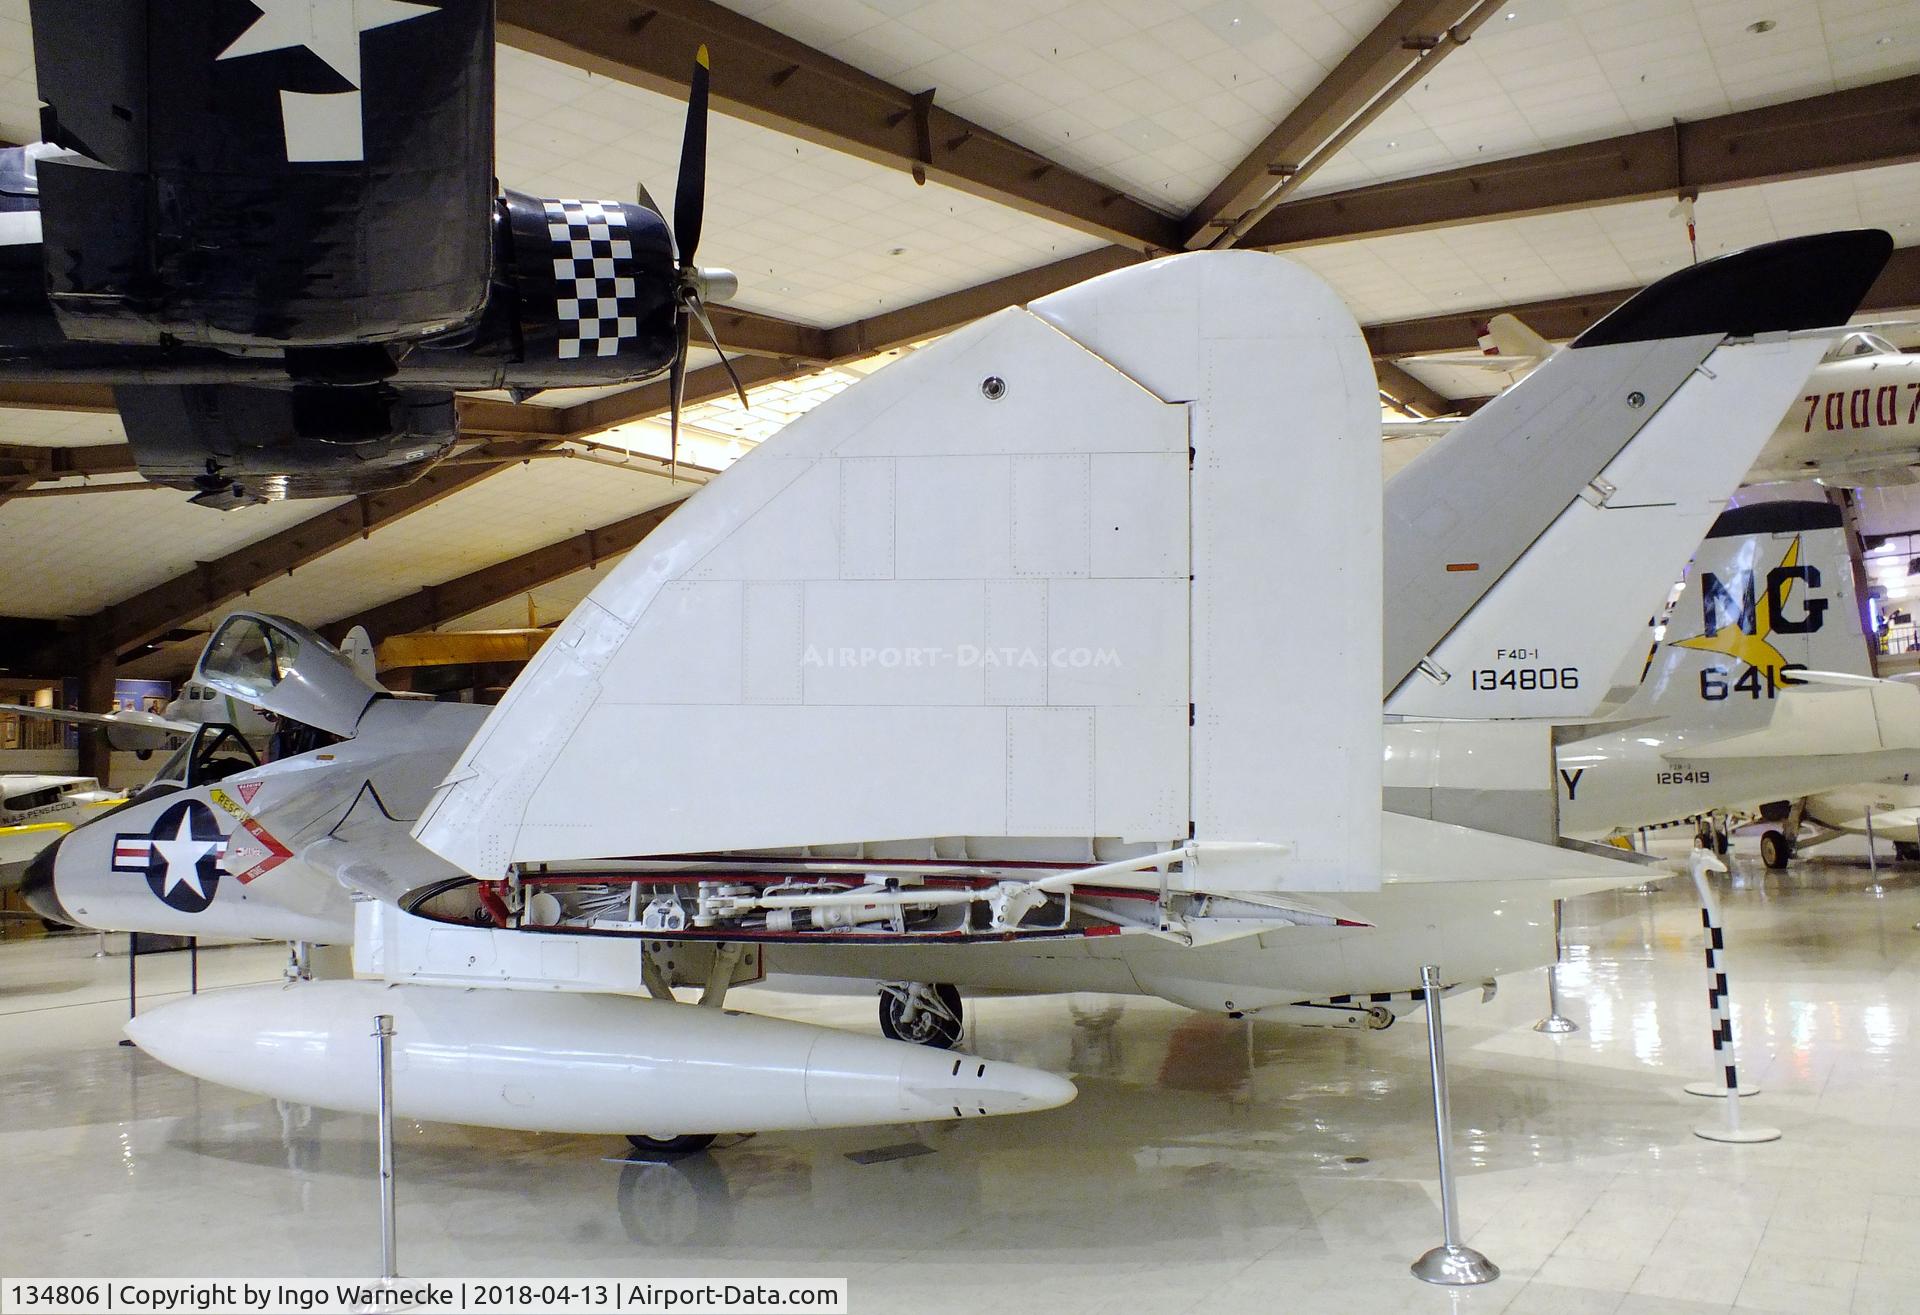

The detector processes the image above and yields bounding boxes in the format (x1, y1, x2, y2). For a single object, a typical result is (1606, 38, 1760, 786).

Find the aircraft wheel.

(625, 1133, 717, 1156)
(879, 982, 963, 1049)
(1366, 1005, 1395, 1031)
(1894, 841, 1920, 863)
(1760, 830, 1793, 870)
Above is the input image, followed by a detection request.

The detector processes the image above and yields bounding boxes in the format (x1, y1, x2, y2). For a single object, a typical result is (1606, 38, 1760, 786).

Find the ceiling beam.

(555, 355, 810, 439)
(1374, 359, 1461, 417)
(1368, 242, 1920, 362)
(0, 382, 117, 413)
(495, 0, 1180, 253)
(825, 247, 1145, 358)
(705, 308, 833, 362)
(0, 442, 137, 480)
(20, 438, 561, 670)
(321, 496, 690, 644)
(0, 442, 139, 509)
(1184, 0, 1489, 248)
(1242, 73, 1920, 251)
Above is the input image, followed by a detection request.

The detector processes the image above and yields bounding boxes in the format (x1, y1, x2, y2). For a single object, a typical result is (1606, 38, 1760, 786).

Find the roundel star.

(218, 0, 439, 89)
(149, 808, 220, 903)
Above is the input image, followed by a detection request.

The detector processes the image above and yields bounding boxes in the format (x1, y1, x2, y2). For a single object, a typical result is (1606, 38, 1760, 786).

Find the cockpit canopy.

(1826, 330, 1899, 361)
(194, 613, 381, 737)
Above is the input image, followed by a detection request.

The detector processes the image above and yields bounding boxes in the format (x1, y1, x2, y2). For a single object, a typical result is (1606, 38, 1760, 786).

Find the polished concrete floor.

(4, 844, 1920, 1314)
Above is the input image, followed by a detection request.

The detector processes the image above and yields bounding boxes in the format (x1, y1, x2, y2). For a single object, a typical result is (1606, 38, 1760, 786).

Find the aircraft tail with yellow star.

(1619, 499, 1872, 731)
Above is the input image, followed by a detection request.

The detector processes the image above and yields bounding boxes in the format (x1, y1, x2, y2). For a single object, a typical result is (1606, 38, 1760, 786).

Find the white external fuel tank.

(125, 980, 1076, 1136)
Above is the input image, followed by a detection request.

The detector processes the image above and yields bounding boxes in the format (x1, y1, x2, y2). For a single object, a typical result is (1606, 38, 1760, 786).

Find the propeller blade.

(673, 45, 710, 269)
(669, 311, 690, 481)
(687, 294, 751, 409)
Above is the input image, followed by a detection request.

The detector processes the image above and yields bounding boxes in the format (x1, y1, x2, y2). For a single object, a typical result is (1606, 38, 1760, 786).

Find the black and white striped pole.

(1683, 844, 1778, 1143)
(1533, 898, 1579, 1035)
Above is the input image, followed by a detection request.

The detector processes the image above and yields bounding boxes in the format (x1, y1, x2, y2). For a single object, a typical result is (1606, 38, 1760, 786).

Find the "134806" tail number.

(1471, 667, 1580, 692)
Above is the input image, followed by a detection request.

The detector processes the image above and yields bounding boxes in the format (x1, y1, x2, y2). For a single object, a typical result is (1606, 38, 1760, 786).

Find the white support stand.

(1533, 898, 1579, 1034)
(374, 1014, 398, 1279)
(1865, 805, 1884, 896)
(1683, 849, 1778, 1142)
(1410, 965, 1499, 1286)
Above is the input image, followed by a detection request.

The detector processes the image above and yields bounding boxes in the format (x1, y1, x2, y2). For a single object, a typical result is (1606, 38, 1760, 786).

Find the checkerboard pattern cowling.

(545, 199, 642, 360)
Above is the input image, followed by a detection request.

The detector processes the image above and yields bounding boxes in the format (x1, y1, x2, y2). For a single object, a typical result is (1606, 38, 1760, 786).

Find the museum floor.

(4, 844, 1919, 1315)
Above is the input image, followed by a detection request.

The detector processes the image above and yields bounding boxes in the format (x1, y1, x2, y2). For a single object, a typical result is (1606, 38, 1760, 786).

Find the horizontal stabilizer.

(1668, 679, 1920, 760)
(1381, 811, 1664, 886)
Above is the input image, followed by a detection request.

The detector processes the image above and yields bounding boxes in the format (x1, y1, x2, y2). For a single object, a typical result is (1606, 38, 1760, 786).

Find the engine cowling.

(500, 190, 678, 383)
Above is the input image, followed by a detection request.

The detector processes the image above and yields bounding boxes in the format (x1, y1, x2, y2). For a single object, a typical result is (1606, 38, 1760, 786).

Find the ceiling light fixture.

(1747, 19, 1776, 33)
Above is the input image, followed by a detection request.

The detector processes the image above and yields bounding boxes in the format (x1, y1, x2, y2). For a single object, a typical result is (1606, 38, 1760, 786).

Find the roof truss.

(1241, 74, 1920, 251)
(495, 0, 1181, 252)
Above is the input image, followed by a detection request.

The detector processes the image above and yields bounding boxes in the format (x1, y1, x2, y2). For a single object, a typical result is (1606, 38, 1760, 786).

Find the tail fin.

(341, 626, 380, 687)
(1385, 229, 1892, 719)
(1485, 313, 1554, 363)
(1620, 499, 1869, 731)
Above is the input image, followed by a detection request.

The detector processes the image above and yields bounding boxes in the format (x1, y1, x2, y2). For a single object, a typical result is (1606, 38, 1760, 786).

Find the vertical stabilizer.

(1622, 500, 1868, 732)
(1386, 230, 1891, 719)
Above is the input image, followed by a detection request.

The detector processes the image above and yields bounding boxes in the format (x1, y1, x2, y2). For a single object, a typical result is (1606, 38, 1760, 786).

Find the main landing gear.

(626, 1133, 718, 1157)
(879, 981, 964, 1049)
(1695, 815, 1731, 856)
(1760, 829, 1795, 870)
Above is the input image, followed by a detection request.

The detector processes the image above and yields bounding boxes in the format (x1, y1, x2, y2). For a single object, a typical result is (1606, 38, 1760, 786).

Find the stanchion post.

(116, 932, 138, 1047)
(1410, 965, 1499, 1286)
(374, 1014, 398, 1280)
(1866, 805, 1883, 895)
(1534, 898, 1579, 1035)
(1683, 847, 1780, 1142)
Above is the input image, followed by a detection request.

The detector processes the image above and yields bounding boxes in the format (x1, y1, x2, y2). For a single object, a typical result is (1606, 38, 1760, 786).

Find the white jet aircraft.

(0, 774, 122, 889)
(8, 677, 273, 756)
(1532, 499, 1920, 868)
(1387, 325, 1920, 490)
(23, 233, 1890, 1148)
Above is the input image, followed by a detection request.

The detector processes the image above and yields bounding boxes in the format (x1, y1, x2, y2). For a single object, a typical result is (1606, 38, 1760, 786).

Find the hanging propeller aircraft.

(2, 2, 743, 506)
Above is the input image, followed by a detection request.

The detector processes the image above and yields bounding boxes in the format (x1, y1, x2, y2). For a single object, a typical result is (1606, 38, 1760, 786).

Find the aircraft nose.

(21, 836, 73, 927)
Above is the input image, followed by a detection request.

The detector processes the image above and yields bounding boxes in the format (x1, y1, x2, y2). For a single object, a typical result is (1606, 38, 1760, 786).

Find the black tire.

(1760, 829, 1793, 870)
(1895, 841, 1920, 863)
(879, 982, 963, 1049)
(1715, 828, 1731, 855)
(625, 1133, 717, 1156)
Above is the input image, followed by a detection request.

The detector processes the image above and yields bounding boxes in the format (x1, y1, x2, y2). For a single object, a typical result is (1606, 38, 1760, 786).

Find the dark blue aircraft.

(0, 1, 739, 506)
